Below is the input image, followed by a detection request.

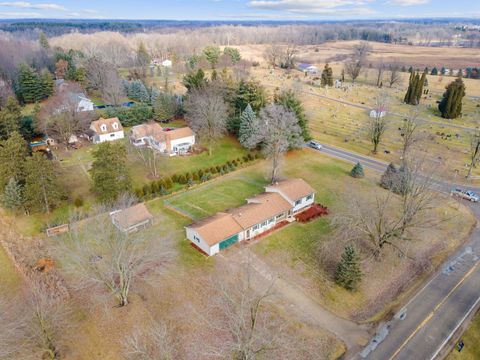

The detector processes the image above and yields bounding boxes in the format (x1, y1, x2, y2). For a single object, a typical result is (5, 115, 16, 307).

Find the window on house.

(253, 225, 259, 231)
(261, 221, 267, 227)
(276, 213, 284, 219)
(113, 122, 118, 130)
(110, 133, 115, 137)
(268, 218, 275, 224)
(295, 199, 302, 206)
(194, 235, 200, 243)
(306, 194, 313, 201)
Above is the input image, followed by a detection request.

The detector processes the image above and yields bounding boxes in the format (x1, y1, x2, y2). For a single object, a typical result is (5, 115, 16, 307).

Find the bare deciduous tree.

(39, 82, 91, 146)
(123, 320, 178, 360)
(57, 197, 171, 307)
(376, 59, 385, 87)
(400, 107, 422, 162)
(283, 44, 297, 69)
(184, 85, 228, 156)
(388, 63, 401, 87)
(335, 156, 438, 258)
(367, 96, 389, 154)
(344, 41, 371, 83)
(467, 129, 480, 178)
(243, 104, 304, 183)
(263, 44, 281, 69)
(85, 56, 125, 105)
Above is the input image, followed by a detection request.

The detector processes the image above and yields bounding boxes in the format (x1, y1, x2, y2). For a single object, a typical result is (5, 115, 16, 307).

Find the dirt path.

(222, 247, 370, 352)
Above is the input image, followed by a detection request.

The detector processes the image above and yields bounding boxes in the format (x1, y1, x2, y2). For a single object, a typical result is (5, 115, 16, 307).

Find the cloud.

(0, 10, 40, 16)
(83, 9, 99, 14)
(248, 0, 371, 13)
(0, 1, 65, 10)
(385, 0, 429, 5)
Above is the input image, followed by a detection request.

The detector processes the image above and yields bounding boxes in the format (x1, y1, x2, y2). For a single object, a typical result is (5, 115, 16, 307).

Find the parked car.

(308, 140, 323, 150)
(451, 188, 480, 202)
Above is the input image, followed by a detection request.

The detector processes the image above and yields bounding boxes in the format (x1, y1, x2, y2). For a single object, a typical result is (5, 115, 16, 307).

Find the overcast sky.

(0, 0, 478, 20)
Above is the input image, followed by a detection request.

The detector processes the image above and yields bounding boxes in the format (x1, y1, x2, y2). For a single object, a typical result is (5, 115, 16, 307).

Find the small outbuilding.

(110, 203, 154, 233)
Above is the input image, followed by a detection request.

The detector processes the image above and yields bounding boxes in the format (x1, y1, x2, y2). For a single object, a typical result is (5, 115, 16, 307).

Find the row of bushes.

(134, 152, 260, 199)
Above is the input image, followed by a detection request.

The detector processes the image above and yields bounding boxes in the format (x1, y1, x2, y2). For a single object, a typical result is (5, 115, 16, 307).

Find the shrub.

(198, 169, 204, 178)
(222, 165, 228, 173)
(193, 172, 200, 181)
(210, 166, 217, 174)
(201, 173, 211, 182)
(215, 165, 221, 173)
(151, 181, 159, 194)
(164, 177, 173, 189)
(142, 184, 151, 196)
(73, 196, 84, 208)
(171, 174, 178, 183)
(135, 188, 144, 199)
(350, 162, 365, 179)
(178, 174, 187, 184)
(160, 185, 167, 195)
(247, 153, 254, 161)
(185, 172, 191, 181)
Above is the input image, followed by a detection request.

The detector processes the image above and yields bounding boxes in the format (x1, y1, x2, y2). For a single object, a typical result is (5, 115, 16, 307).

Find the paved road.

(312, 143, 480, 360)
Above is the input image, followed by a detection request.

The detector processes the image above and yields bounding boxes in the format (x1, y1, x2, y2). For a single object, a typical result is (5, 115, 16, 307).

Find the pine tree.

(321, 63, 333, 87)
(404, 71, 425, 105)
(0, 131, 28, 189)
(441, 66, 446, 75)
(39, 31, 50, 50)
(40, 69, 54, 98)
(154, 92, 177, 122)
(17, 64, 43, 103)
(335, 245, 362, 291)
(380, 163, 398, 190)
(0, 97, 22, 139)
(136, 42, 151, 67)
(90, 142, 132, 203)
(438, 77, 466, 119)
(431, 67, 438, 75)
(415, 70, 427, 104)
(24, 152, 61, 213)
(238, 104, 258, 148)
(350, 162, 365, 178)
(274, 90, 311, 141)
(2, 177, 24, 211)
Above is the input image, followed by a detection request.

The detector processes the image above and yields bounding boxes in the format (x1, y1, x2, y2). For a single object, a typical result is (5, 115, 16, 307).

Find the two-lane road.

(311, 143, 480, 360)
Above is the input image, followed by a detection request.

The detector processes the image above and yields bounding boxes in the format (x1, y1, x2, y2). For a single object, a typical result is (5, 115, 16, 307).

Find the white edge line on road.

(429, 295, 480, 360)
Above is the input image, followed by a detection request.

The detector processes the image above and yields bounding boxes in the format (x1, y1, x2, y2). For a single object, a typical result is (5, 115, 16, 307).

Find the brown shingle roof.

(110, 203, 153, 231)
(91, 117, 124, 134)
(267, 178, 315, 202)
(229, 192, 292, 229)
(190, 212, 243, 246)
(131, 122, 163, 140)
(164, 127, 194, 141)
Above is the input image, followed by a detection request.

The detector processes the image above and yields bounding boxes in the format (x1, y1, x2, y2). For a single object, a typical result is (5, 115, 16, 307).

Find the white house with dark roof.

(186, 178, 316, 256)
(90, 117, 125, 144)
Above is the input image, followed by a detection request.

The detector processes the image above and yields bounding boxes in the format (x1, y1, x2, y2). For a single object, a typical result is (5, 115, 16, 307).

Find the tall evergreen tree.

(24, 152, 61, 213)
(321, 63, 334, 87)
(90, 142, 132, 203)
(0, 131, 28, 189)
(16, 64, 43, 103)
(136, 42, 151, 67)
(404, 71, 425, 105)
(39, 31, 50, 50)
(154, 92, 177, 122)
(438, 77, 466, 119)
(238, 104, 258, 148)
(0, 97, 22, 139)
(235, 80, 267, 114)
(274, 90, 311, 141)
(40, 69, 54, 98)
(335, 245, 362, 291)
(431, 67, 438, 75)
(2, 177, 24, 211)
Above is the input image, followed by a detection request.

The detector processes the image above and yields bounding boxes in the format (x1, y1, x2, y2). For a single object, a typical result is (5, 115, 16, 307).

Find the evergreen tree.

(350, 162, 365, 178)
(136, 42, 151, 67)
(380, 163, 398, 190)
(321, 63, 334, 87)
(154, 92, 177, 122)
(235, 80, 267, 113)
(431, 67, 438, 75)
(238, 104, 258, 148)
(441, 66, 446, 75)
(2, 177, 24, 211)
(203, 45, 221, 69)
(223, 47, 241, 64)
(415, 70, 427, 103)
(0, 131, 28, 189)
(274, 90, 310, 141)
(404, 71, 425, 105)
(40, 69, 54, 98)
(438, 77, 466, 119)
(0, 97, 22, 139)
(24, 152, 61, 213)
(183, 69, 207, 92)
(90, 142, 132, 203)
(335, 245, 362, 291)
(39, 31, 50, 50)
(16, 64, 43, 103)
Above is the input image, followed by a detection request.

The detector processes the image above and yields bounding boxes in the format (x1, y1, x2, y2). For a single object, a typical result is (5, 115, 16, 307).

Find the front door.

(246, 229, 251, 239)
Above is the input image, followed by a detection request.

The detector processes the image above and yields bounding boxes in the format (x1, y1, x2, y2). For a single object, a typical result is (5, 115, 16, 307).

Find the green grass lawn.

(447, 312, 480, 360)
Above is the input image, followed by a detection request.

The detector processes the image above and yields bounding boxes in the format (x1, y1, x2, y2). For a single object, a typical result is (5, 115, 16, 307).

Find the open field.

(166, 149, 475, 321)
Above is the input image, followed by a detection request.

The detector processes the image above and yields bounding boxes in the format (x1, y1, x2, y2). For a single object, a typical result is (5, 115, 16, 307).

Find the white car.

(308, 140, 323, 150)
(451, 188, 480, 202)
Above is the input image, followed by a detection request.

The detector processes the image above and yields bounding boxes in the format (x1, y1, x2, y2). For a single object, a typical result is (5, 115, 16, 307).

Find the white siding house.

(90, 118, 125, 144)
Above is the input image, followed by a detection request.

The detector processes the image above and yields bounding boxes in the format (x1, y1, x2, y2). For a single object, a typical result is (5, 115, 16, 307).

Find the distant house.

(110, 203, 154, 233)
(75, 93, 95, 112)
(130, 122, 195, 156)
(161, 59, 173, 67)
(186, 178, 315, 256)
(369, 107, 387, 118)
(90, 117, 125, 144)
(298, 63, 319, 75)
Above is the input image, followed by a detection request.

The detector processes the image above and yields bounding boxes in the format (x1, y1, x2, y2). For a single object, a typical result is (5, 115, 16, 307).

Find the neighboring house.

(298, 63, 319, 75)
(130, 122, 195, 156)
(110, 203, 154, 233)
(90, 117, 125, 144)
(186, 178, 315, 256)
(162, 59, 173, 67)
(75, 93, 95, 112)
(369, 107, 387, 118)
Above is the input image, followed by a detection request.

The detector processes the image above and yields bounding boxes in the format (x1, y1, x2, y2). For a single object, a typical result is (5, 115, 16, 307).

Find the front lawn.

(447, 312, 480, 360)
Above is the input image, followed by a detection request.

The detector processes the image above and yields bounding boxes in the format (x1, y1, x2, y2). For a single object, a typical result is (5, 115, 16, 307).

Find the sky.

(0, 0, 478, 20)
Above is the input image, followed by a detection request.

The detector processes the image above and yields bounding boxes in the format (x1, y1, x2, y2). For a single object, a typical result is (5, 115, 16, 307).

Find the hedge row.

(134, 152, 259, 200)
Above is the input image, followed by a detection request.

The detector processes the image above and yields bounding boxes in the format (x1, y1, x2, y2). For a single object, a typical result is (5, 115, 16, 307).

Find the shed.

(110, 203, 154, 233)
